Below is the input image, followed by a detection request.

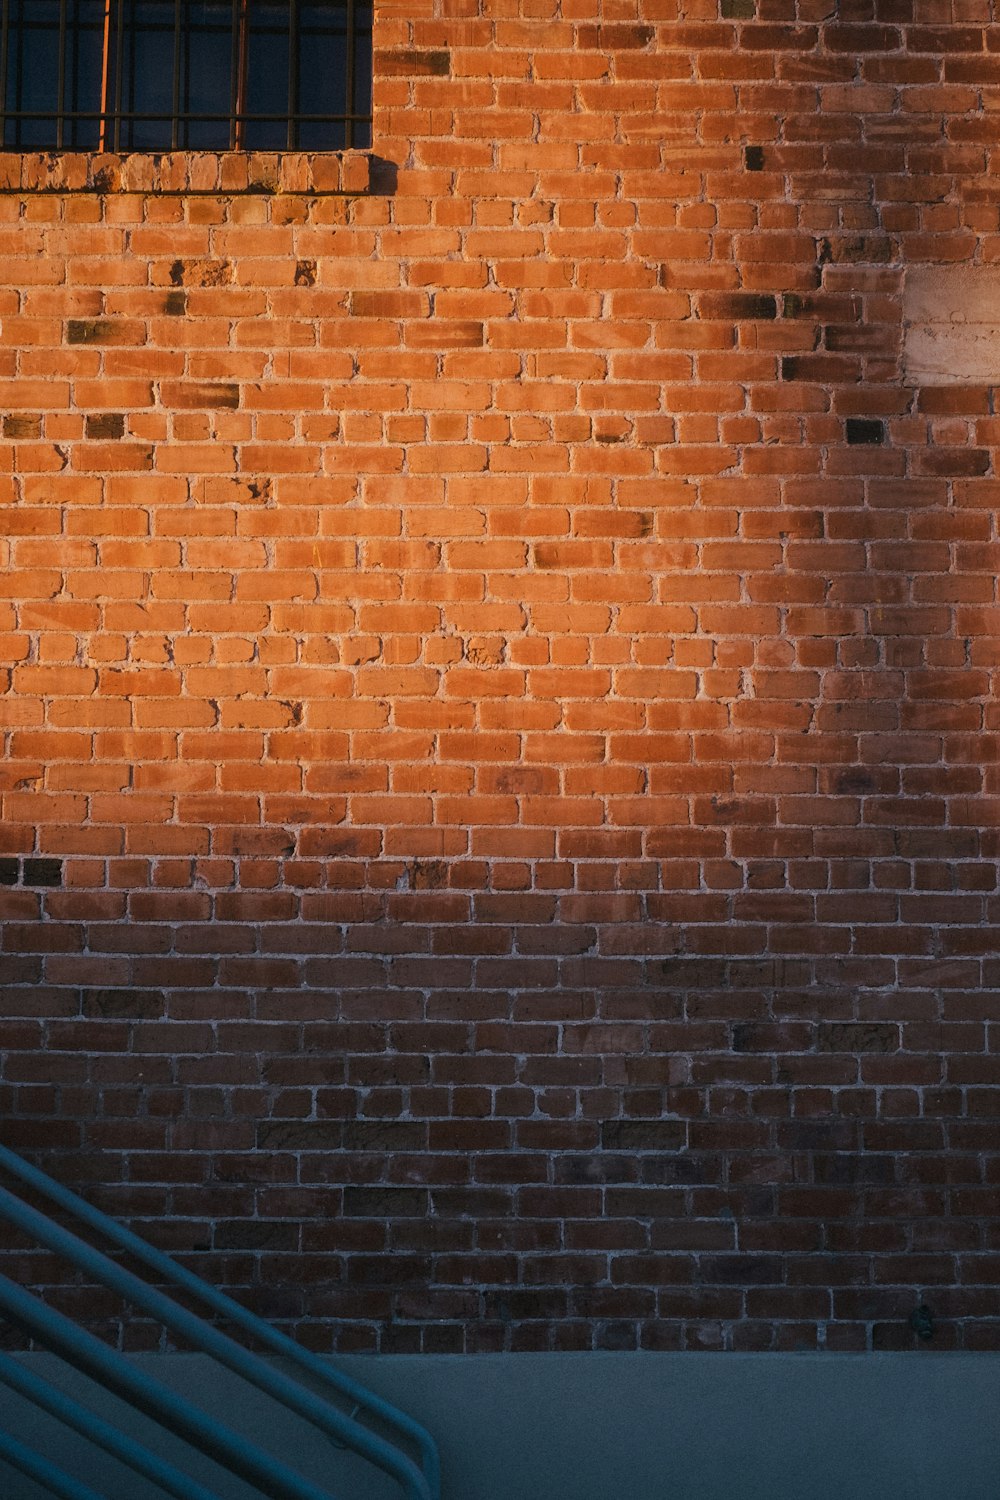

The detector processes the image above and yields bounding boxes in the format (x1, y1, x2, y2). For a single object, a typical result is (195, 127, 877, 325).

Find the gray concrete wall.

(1, 1352, 998, 1500)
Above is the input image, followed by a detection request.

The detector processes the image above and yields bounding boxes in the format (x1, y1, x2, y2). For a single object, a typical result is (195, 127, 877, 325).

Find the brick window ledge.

(0, 150, 377, 196)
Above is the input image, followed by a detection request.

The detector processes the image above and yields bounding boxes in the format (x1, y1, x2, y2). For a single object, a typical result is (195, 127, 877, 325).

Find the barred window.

(1, 0, 372, 152)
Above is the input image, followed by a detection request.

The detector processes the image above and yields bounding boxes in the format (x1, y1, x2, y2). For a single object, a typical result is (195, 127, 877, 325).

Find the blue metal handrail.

(0, 1350, 220, 1500)
(0, 1144, 441, 1500)
(0, 1275, 341, 1500)
(0, 1423, 107, 1500)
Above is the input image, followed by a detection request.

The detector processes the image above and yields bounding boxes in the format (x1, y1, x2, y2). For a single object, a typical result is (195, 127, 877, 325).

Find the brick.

(816, 1023, 898, 1054)
(381, 49, 451, 77)
(66, 319, 144, 346)
(601, 1121, 687, 1151)
(0, 13, 994, 1358)
(81, 989, 166, 1018)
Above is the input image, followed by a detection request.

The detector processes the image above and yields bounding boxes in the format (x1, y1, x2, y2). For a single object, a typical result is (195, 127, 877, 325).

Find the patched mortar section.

(904, 267, 1000, 384)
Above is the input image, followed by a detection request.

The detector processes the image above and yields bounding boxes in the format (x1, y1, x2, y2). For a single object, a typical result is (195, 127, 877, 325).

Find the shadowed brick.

(81, 989, 166, 1018)
(816, 1024, 898, 1054)
(601, 1122, 686, 1152)
(381, 49, 449, 76)
(344, 1188, 429, 1217)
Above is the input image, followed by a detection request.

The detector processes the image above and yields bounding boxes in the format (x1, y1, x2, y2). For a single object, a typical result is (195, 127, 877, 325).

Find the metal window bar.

(98, 0, 111, 149)
(55, 0, 66, 148)
(171, 0, 182, 150)
(0, 0, 370, 151)
(344, 0, 355, 148)
(0, 0, 9, 147)
(13, 0, 23, 146)
(111, 0, 124, 150)
(287, 0, 299, 149)
(0, 1144, 440, 1500)
(230, 0, 248, 150)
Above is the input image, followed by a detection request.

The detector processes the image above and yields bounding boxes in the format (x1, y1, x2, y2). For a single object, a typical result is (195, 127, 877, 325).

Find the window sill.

(0, 150, 377, 196)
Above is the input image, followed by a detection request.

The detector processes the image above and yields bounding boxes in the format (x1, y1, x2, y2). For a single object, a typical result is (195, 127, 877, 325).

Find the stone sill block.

(0, 150, 374, 195)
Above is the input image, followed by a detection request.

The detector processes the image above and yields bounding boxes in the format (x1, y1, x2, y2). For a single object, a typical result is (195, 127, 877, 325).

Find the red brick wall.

(2, 0, 999, 1354)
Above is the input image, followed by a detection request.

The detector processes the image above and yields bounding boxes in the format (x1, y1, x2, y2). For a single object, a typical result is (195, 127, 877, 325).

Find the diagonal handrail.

(0, 1351, 221, 1500)
(0, 1144, 440, 1500)
(0, 1421, 107, 1500)
(0, 1143, 439, 1495)
(0, 1183, 430, 1498)
(0, 1271, 348, 1500)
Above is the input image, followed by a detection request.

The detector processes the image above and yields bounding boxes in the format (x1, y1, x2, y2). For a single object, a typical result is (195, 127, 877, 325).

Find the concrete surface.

(0, 1351, 997, 1499)
(904, 266, 1000, 384)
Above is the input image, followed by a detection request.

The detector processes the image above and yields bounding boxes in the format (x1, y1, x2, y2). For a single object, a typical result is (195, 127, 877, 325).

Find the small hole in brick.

(846, 418, 885, 445)
(908, 1303, 934, 1341)
(23, 858, 63, 887)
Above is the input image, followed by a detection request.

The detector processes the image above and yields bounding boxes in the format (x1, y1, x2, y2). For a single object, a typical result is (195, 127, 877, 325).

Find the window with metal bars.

(1, 0, 372, 152)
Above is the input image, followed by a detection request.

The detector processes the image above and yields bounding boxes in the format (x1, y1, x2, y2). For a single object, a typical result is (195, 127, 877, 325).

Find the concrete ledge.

(0, 1352, 998, 1499)
(0, 151, 374, 195)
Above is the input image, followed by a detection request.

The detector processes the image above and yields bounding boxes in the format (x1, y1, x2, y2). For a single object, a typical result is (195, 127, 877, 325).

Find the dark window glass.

(1, 0, 371, 151)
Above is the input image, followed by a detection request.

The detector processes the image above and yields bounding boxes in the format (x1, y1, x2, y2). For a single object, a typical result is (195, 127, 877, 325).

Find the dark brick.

(85, 414, 125, 440)
(381, 49, 450, 77)
(744, 145, 766, 171)
(556, 1154, 638, 1184)
(816, 1023, 898, 1054)
(577, 24, 654, 48)
(213, 1221, 299, 1250)
(22, 859, 62, 887)
(846, 417, 885, 445)
(347, 1255, 432, 1284)
(342, 1121, 427, 1152)
(601, 1121, 686, 1151)
(343, 1188, 428, 1217)
(700, 1256, 784, 1285)
(813, 1154, 895, 1186)
(81, 989, 166, 1018)
(0, 859, 19, 886)
(67, 320, 116, 344)
(781, 354, 860, 382)
(256, 1122, 345, 1150)
(484, 1289, 568, 1320)
(3, 415, 41, 438)
(700, 292, 777, 320)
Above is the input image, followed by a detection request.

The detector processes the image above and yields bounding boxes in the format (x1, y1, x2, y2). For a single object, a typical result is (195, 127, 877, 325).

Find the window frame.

(0, 0, 372, 154)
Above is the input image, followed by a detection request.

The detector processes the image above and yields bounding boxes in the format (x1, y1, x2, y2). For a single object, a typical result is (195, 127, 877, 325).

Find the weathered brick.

(22, 858, 62, 887)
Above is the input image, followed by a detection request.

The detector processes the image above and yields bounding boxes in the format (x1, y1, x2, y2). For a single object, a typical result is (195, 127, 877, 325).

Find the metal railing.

(0, 1143, 440, 1500)
(0, 0, 372, 152)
